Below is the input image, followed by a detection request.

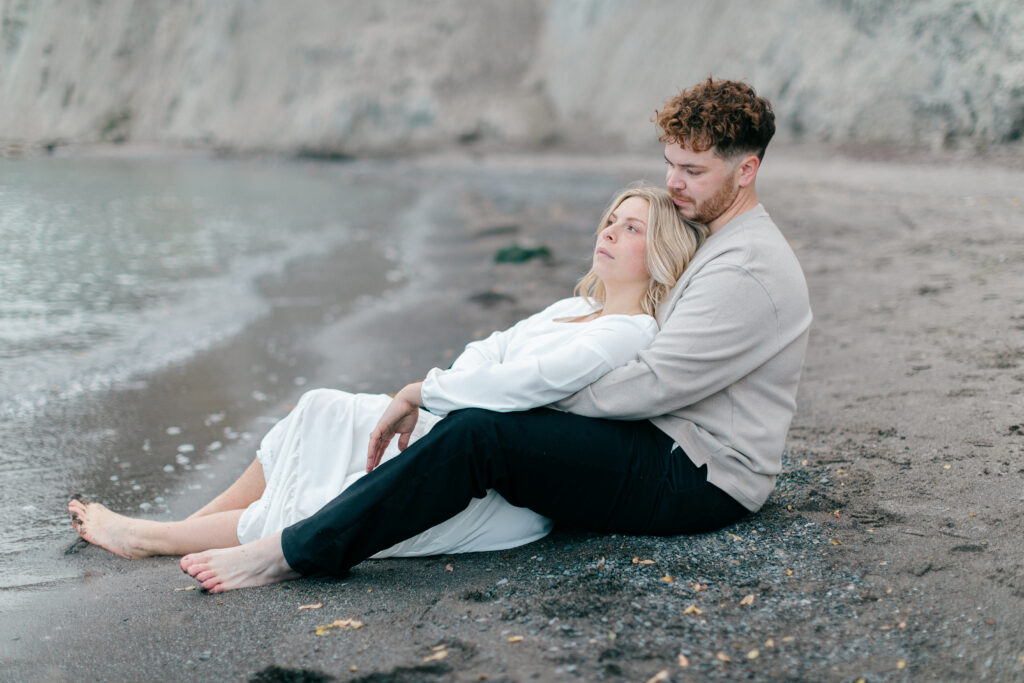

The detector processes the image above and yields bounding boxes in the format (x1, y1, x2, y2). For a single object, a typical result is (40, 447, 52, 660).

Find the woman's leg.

(69, 499, 244, 559)
(67, 456, 262, 559)
(187, 458, 266, 519)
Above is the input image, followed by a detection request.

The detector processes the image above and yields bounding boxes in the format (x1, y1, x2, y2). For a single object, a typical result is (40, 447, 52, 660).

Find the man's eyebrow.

(664, 156, 707, 169)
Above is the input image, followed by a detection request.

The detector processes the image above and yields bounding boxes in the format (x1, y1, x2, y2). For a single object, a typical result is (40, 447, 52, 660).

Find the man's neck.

(708, 188, 759, 234)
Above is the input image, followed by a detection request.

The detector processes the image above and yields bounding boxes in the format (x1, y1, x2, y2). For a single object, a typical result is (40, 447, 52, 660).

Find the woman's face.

(593, 196, 650, 287)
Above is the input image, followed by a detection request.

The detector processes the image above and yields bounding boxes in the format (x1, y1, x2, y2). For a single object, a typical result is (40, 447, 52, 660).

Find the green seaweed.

(493, 244, 552, 264)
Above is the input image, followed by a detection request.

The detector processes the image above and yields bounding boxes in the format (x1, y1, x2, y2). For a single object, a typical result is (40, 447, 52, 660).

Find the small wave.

(0, 227, 349, 421)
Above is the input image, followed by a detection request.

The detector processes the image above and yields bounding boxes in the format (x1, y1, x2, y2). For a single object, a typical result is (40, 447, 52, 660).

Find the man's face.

(663, 142, 740, 226)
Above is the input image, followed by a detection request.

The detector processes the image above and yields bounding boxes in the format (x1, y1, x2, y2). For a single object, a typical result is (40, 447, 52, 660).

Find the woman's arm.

(366, 299, 644, 471)
(421, 317, 657, 417)
(446, 299, 572, 372)
(366, 381, 423, 471)
(365, 304, 564, 472)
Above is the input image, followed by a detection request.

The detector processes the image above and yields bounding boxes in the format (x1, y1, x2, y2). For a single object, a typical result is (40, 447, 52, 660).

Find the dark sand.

(2, 147, 1023, 682)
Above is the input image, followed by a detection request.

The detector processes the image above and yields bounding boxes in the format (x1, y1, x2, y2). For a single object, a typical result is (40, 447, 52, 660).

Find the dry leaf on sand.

(314, 618, 365, 636)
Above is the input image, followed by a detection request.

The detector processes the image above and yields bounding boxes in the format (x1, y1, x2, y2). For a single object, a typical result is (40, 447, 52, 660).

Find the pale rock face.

(1, 0, 1021, 153)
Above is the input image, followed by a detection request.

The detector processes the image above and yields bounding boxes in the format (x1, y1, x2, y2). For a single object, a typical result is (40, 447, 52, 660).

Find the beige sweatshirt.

(556, 205, 812, 511)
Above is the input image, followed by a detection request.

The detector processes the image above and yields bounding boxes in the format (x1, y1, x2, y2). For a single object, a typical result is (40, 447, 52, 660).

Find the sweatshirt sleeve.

(422, 317, 657, 417)
(555, 264, 787, 419)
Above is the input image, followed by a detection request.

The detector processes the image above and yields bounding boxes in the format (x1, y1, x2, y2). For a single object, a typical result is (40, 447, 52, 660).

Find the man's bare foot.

(68, 498, 153, 559)
(180, 532, 299, 593)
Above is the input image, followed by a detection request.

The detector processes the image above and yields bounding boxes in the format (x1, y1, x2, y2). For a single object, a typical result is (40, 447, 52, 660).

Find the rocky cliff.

(2, 0, 1021, 154)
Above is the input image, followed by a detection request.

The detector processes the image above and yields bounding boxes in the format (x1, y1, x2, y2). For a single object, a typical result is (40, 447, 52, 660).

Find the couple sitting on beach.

(70, 79, 812, 593)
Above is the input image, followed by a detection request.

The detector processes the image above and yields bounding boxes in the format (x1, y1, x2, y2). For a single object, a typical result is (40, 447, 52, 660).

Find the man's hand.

(367, 382, 423, 472)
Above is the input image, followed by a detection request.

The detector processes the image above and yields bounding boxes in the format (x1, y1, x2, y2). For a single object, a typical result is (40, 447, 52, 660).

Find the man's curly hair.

(656, 78, 775, 160)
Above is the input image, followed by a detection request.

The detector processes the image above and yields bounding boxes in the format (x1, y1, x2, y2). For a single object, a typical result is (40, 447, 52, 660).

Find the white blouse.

(421, 297, 658, 416)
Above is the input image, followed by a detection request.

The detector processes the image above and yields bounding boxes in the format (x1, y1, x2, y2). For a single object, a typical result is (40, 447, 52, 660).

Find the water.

(0, 156, 393, 419)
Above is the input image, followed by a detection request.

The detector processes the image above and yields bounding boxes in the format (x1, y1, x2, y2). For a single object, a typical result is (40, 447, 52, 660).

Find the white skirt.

(236, 388, 552, 557)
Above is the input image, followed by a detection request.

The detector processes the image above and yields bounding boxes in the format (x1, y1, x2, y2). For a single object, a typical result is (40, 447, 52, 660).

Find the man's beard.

(676, 179, 739, 225)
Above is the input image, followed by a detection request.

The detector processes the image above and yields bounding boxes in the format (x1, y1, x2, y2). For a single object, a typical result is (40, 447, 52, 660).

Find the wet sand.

(2, 147, 1023, 681)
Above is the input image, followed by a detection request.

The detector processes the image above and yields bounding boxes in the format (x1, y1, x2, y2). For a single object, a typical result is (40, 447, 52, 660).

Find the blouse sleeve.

(421, 316, 658, 417)
(446, 299, 576, 372)
(447, 326, 516, 372)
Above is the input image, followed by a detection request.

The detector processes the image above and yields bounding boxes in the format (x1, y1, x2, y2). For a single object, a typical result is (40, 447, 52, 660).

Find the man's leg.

(282, 408, 748, 577)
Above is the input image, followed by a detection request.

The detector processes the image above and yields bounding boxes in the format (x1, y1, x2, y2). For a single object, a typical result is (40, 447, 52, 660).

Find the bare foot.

(68, 498, 153, 559)
(180, 532, 299, 593)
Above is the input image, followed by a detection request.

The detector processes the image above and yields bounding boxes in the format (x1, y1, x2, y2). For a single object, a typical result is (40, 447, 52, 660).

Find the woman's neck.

(598, 284, 647, 317)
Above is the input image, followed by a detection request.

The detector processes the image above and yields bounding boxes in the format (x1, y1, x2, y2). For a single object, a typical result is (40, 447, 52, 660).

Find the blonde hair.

(574, 185, 709, 317)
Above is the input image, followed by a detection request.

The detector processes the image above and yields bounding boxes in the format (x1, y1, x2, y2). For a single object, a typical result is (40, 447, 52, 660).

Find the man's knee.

(434, 408, 507, 444)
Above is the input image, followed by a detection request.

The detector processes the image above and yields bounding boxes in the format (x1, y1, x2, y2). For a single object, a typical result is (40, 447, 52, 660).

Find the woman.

(69, 185, 708, 564)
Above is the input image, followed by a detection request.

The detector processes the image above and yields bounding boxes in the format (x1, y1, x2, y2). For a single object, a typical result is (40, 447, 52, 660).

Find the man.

(181, 78, 812, 591)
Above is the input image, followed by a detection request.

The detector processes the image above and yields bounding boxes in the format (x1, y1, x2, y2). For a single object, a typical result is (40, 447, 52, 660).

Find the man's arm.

(555, 264, 788, 419)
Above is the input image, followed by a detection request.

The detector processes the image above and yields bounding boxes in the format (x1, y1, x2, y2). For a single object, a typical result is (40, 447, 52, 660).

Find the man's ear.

(735, 154, 760, 188)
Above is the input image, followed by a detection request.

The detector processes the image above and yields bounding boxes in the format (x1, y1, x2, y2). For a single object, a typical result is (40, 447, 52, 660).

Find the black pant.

(281, 408, 749, 576)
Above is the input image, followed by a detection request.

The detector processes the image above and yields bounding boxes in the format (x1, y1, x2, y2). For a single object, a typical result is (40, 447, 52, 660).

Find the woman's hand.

(367, 382, 423, 472)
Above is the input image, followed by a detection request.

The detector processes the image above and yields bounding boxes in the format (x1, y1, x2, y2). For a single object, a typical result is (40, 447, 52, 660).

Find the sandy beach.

(2, 146, 1022, 682)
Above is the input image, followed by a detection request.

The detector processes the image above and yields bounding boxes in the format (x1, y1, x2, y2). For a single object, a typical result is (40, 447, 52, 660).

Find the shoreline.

(0, 235, 400, 588)
(6, 135, 1024, 172)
